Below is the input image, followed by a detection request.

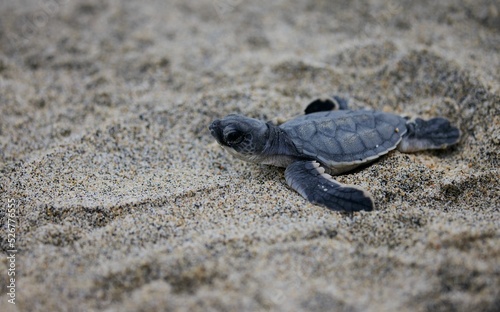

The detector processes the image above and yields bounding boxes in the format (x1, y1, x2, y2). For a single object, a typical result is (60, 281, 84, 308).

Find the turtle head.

(209, 114, 269, 162)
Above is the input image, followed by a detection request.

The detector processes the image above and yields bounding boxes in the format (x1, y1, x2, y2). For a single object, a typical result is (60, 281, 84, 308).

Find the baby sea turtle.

(209, 97, 460, 212)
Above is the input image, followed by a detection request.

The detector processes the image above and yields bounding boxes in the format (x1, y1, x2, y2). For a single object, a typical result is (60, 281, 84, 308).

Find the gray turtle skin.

(209, 99, 460, 212)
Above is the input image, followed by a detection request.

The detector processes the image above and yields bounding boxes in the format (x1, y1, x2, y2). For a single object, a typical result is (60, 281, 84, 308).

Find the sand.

(1, 0, 499, 311)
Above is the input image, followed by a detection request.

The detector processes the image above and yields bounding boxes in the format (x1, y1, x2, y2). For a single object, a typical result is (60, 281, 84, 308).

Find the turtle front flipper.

(285, 160, 374, 212)
(304, 96, 349, 114)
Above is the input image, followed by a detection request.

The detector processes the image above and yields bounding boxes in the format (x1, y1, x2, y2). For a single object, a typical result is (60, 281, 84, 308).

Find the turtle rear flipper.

(398, 117, 461, 153)
(285, 160, 374, 212)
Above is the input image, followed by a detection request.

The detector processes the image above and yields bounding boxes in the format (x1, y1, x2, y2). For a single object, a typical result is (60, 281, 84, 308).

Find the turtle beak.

(209, 119, 224, 144)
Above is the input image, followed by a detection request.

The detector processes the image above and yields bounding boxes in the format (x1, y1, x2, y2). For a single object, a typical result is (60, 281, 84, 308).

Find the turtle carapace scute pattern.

(209, 97, 460, 212)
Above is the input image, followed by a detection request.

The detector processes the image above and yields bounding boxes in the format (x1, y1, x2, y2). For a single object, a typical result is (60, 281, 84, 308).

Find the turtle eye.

(225, 131, 244, 145)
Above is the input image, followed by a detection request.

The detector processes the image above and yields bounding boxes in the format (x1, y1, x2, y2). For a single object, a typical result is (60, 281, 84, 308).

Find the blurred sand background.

(1, 0, 499, 311)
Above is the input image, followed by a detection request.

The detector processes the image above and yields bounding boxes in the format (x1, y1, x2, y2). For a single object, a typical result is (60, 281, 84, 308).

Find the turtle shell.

(280, 110, 407, 171)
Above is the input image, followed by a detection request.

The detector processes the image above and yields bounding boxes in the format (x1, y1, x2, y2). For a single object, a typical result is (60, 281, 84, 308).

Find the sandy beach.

(1, 0, 499, 311)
